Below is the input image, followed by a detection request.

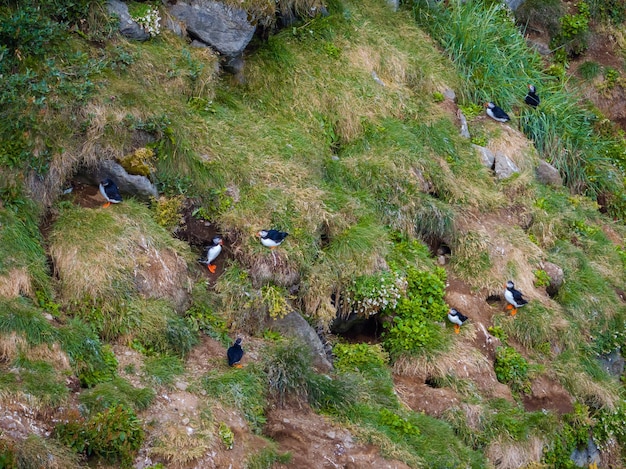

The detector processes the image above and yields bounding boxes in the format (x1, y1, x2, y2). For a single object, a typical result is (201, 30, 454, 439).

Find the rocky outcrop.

(96, 160, 159, 201)
(167, 1, 255, 58)
(270, 311, 333, 371)
(474, 144, 495, 169)
(536, 160, 563, 187)
(107, 0, 150, 41)
(540, 261, 564, 297)
(494, 152, 520, 179)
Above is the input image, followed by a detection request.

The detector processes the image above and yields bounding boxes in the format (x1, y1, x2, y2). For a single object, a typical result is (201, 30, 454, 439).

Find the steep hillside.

(0, 0, 625, 468)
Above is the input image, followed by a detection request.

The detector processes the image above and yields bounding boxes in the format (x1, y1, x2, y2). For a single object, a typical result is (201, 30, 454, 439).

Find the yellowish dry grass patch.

(0, 332, 26, 363)
(0, 268, 32, 299)
(485, 435, 545, 469)
(148, 421, 214, 468)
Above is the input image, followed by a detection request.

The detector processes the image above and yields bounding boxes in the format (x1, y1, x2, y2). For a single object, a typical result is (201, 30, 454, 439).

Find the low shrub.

(382, 268, 448, 358)
(54, 405, 144, 468)
(494, 346, 531, 394)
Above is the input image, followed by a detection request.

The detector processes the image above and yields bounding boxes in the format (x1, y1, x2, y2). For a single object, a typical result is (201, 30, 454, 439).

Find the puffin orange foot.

(505, 304, 513, 310)
(102, 202, 111, 208)
(510, 308, 517, 317)
(233, 363, 243, 369)
(454, 325, 460, 334)
(208, 264, 216, 273)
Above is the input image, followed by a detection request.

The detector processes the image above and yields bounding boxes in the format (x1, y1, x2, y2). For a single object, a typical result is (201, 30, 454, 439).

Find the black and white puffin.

(524, 84, 540, 107)
(448, 308, 469, 334)
(198, 236, 224, 274)
(227, 338, 244, 368)
(504, 280, 528, 316)
(258, 229, 289, 249)
(485, 102, 511, 123)
(99, 178, 123, 208)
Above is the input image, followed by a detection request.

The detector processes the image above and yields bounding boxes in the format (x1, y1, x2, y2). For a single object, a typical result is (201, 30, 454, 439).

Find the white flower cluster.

(341, 272, 405, 317)
(132, 6, 161, 37)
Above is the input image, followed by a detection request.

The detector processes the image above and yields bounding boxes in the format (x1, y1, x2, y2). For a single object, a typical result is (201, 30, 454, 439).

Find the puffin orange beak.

(219, 240, 224, 245)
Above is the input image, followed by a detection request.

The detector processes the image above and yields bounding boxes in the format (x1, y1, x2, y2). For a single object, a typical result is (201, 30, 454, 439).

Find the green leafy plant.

(378, 408, 421, 437)
(128, 2, 161, 37)
(494, 346, 531, 394)
(533, 269, 551, 287)
(55, 405, 144, 468)
(261, 284, 292, 319)
(218, 422, 234, 450)
(382, 268, 448, 358)
(578, 61, 600, 80)
(333, 342, 389, 373)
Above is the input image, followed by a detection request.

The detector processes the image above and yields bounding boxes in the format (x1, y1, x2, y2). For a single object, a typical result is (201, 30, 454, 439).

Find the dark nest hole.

(485, 293, 502, 306)
(425, 376, 445, 388)
(330, 313, 383, 344)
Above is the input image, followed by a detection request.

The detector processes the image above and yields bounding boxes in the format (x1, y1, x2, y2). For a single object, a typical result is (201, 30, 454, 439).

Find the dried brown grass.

(0, 332, 27, 363)
(393, 335, 491, 381)
(485, 436, 545, 469)
(0, 268, 32, 299)
(148, 422, 213, 468)
(25, 343, 71, 372)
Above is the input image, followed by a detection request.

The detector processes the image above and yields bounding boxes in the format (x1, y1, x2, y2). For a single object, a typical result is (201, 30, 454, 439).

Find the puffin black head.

(212, 236, 224, 246)
(234, 337, 242, 345)
(100, 178, 113, 187)
(506, 280, 515, 289)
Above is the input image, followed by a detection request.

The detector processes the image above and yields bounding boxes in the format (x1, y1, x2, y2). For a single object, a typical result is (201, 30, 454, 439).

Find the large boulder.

(107, 0, 150, 41)
(167, 1, 256, 58)
(540, 261, 564, 297)
(473, 144, 495, 169)
(536, 160, 563, 187)
(270, 312, 333, 372)
(74, 160, 158, 202)
(494, 152, 520, 179)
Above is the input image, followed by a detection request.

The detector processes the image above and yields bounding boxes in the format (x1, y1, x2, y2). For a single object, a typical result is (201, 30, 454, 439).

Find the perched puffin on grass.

(504, 280, 528, 316)
(198, 236, 223, 274)
(524, 84, 540, 108)
(485, 102, 511, 123)
(99, 178, 122, 208)
(448, 308, 469, 334)
(227, 338, 244, 368)
(258, 229, 289, 249)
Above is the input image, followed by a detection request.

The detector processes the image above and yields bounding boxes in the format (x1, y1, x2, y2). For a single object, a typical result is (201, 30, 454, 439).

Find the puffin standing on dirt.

(524, 84, 540, 108)
(99, 178, 123, 208)
(485, 102, 511, 123)
(227, 338, 244, 368)
(448, 308, 469, 334)
(504, 280, 528, 316)
(198, 236, 224, 274)
(258, 229, 289, 249)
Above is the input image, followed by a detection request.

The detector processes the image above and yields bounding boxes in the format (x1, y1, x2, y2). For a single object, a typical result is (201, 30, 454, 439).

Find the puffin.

(504, 280, 528, 316)
(485, 102, 511, 123)
(448, 308, 469, 334)
(524, 84, 540, 107)
(198, 236, 224, 274)
(99, 178, 123, 208)
(227, 338, 244, 368)
(258, 229, 289, 249)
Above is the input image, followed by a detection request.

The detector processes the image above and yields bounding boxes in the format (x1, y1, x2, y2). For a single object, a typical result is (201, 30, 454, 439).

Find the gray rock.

(503, 0, 524, 11)
(473, 144, 495, 169)
(96, 160, 159, 201)
(107, 0, 150, 41)
(540, 261, 564, 297)
(168, 1, 256, 57)
(536, 160, 563, 187)
(570, 437, 600, 467)
(494, 152, 520, 179)
(387, 0, 400, 11)
(458, 109, 470, 138)
(443, 88, 456, 102)
(596, 348, 625, 377)
(526, 39, 552, 56)
(270, 312, 333, 371)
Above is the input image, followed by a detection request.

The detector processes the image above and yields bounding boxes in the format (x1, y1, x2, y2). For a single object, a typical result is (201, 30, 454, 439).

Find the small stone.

(182, 417, 190, 425)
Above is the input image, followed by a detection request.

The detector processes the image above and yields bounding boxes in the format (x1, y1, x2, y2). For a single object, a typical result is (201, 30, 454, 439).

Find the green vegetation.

(0, 0, 625, 466)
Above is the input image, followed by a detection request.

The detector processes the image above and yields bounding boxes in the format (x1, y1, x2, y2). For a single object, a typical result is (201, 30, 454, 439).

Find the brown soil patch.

(522, 375, 574, 415)
(266, 405, 412, 469)
(394, 374, 460, 417)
